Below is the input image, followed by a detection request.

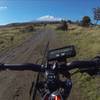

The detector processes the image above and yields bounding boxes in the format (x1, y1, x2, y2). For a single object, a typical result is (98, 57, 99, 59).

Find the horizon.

(0, 0, 100, 25)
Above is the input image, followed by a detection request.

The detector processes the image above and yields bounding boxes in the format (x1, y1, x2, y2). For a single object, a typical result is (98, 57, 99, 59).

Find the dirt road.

(0, 28, 63, 100)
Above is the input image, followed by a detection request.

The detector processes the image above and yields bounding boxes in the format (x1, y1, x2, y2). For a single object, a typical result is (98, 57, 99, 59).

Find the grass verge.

(55, 25, 100, 100)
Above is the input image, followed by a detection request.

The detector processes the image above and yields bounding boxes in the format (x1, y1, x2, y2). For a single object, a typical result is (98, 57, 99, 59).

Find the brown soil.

(0, 28, 62, 100)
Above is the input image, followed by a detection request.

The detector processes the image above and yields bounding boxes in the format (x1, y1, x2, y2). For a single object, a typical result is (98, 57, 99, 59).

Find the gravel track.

(0, 28, 75, 100)
(0, 28, 60, 100)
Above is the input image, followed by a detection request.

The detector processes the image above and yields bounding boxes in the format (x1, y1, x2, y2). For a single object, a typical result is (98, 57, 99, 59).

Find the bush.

(21, 25, 35, 33)
(67, 20, 72, 24)
(26, 25, 34, 32)
(56, 20, 68, 31)
(82, 16, 91, 27)
(10, 36, 14, 42)
(0, 41, 4, 44)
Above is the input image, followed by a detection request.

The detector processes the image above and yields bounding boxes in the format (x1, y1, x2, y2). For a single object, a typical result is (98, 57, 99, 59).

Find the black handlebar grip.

(67, 59, 100, 71)
(1, 63, 42, 72)
(0, 63, 5, 70)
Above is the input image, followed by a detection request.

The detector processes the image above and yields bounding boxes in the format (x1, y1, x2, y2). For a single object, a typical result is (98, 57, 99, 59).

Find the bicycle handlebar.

(0, 57, 100, 73)
(0, 63, 42, 72)
(67, 60, 100, 70)
(67, 58, 100, 75)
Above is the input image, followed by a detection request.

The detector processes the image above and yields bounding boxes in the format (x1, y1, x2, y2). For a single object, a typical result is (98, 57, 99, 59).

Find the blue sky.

(0, 0, 100, 25)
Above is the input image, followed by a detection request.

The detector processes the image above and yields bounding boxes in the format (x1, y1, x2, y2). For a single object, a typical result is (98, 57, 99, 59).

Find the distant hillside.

(0, 21, 62, 28)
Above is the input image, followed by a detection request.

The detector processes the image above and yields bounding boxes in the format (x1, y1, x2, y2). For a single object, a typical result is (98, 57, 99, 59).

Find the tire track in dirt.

(0, 27, 65, 100)
(0, 28, 58, 100)
(1, 27, 79, 100)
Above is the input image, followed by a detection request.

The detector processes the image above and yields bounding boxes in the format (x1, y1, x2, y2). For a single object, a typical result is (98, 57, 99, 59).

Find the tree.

(93, 7, 100, 24)
(82, 16, 91, 27)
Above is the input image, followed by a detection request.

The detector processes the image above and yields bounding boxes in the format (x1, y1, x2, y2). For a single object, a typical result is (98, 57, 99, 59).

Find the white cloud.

(0, 6, 8, 10)
(37, 15, 62, 21)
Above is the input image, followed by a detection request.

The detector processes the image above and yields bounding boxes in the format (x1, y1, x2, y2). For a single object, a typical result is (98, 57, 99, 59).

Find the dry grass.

(0, 25, 36, 53)
(54, 24, 100, 100)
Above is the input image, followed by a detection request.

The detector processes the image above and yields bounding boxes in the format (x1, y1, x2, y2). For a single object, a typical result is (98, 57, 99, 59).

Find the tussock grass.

(0, 26, 35, 52)
(55, 25, 100, 100)
(56, 26, 100, 59)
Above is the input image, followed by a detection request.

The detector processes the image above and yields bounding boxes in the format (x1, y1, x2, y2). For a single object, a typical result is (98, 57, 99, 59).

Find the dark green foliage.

(56, 20, 68, 31)
(21, 25, 35, 33)
(67, 20, 72, 24)
(82, 16, 91, 27)
(25, 25, 34, 32)
(10, 36, 14, 42)
(0, 41, 4, 44)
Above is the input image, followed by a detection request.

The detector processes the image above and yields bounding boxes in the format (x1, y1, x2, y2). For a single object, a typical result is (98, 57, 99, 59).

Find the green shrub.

(21, 25, 35, 33)
(56, 20, 68, 31)
(0, 41, 4, 44)
(82, 16, 91, 27)
(10, 36, 14, 42)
